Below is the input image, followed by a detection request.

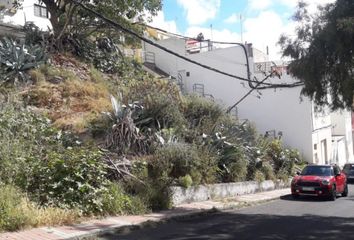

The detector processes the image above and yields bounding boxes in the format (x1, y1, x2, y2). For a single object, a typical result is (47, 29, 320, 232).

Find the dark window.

(344, 164, 351, 170)
(34, 4, 48, 18)
(301, 166, 333, 176)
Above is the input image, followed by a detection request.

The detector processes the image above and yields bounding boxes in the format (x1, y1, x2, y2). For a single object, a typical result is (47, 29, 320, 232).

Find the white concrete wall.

(312, 126, 332, 165)
(145, 37, 354, 164)
(1, 0, 51, 30)
(331, 110, 354, 162)
(0, 0, 14, 9)
(144, 38, 316, 162)
(332, 136, 347, 168)
(311, 105, 333, 164)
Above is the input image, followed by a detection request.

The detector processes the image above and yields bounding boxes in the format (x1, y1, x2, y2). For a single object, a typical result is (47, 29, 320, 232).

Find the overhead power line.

(72, 0, 303, 89)
(136, 23, 305, 89)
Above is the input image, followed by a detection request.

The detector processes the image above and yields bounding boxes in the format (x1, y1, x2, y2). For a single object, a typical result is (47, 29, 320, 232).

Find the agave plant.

(104, 95, 152, 155)
(0, 37, 47, 84)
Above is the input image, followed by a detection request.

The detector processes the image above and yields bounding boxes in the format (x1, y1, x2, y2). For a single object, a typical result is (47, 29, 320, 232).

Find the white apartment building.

(0, 0, 51, 30)
(143, 36, 354, 166)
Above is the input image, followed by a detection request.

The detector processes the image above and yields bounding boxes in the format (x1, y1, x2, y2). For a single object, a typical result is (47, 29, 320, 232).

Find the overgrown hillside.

(0, 24, 304, 232)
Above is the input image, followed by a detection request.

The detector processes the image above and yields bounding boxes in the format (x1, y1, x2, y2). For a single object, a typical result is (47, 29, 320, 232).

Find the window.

(34, 4, 48, 18)
(301, 166, 333, 176)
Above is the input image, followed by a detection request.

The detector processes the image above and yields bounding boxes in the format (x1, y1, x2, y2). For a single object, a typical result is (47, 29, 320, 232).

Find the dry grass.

(30, 205, 80, 227)
(0, 185, 81, 232)
(26, 59, 112, 133)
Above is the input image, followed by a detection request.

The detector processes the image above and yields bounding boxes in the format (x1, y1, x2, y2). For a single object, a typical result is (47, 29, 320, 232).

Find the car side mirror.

(296, 171, 301, 175)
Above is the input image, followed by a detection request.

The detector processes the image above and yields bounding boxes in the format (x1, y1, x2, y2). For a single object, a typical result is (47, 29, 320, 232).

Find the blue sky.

(151, 0, 335, 60)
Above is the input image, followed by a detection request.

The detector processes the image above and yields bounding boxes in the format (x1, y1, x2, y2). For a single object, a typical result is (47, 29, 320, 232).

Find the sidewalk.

(0, 188, 290, 240)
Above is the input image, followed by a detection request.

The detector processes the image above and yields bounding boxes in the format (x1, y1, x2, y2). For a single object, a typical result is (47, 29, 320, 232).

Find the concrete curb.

(66, 209, 219, 240)
(0, 188, 290, 240)
(67, 188, 290, 240)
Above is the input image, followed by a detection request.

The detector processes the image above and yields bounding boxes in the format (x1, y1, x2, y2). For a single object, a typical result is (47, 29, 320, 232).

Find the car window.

(344, 164, 350, 171)
(301, 166, 332, 176)
(344, 164, 354, 171)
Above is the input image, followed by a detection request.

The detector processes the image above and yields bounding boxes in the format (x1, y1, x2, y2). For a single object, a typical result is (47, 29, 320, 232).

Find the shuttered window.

(34, 4, 48, 18)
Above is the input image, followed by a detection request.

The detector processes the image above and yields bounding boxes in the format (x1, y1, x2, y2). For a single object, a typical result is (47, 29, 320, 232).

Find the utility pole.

(240, 14, 243, 43)
(210, 24, 213, 41)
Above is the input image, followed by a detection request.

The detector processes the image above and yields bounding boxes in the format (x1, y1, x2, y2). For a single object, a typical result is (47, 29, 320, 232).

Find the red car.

(291, 165, 348, 201)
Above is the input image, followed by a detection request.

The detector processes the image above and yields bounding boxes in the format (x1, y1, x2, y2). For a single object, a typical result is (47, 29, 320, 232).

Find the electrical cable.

(72, 0, 303, 89)
(139, 23, 305, 89)
(227, 72, 277, 113)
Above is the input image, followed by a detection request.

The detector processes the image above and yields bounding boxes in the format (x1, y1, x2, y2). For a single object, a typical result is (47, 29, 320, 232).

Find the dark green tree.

(279, 0, 354, 110)
(14, 0, 162, 49)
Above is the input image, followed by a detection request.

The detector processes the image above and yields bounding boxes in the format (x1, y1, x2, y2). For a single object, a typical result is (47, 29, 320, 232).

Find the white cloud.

(177, 0, 221, 25)
(150, 11, 178, 34)
(242, 0, 336, 60)
(185, 26, 240, 42)
(248, 0, 272, 10)
(243, 10, 296, 60)
(224, 13, 240, 24)
(305, 0, 336, 14)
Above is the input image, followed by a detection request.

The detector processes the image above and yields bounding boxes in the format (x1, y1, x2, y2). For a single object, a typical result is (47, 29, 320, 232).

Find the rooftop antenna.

(240, 14, 243, 43)
(210, 24, 213, 41)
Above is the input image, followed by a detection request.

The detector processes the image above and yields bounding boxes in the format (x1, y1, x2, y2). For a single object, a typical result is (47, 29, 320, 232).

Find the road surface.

(98, 184, 354, 240)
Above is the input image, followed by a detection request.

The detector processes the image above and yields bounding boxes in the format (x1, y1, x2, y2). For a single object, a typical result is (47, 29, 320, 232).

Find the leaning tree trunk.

(41, 0, 74, 51)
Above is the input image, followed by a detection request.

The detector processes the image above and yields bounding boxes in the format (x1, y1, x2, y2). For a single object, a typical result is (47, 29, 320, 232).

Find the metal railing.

(144, 51, 155, 65)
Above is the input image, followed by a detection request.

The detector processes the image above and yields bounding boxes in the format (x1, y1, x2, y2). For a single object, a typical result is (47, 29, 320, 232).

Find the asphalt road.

(98, 184, 354, 240)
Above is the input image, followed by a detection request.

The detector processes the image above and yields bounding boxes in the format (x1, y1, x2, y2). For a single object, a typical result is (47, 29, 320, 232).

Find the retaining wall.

(171, 179, 291, 205)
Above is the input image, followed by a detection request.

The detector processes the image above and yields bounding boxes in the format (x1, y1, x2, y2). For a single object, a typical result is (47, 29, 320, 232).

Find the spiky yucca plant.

(104, 95, 152, 155)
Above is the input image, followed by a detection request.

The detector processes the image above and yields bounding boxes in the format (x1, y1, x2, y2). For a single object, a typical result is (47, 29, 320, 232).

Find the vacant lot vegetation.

(0, 30, 304, 232)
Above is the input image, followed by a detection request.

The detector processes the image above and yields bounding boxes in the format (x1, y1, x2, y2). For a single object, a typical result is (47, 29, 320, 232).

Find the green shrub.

(196, 146, 219, 184)
(0, 103, 55, 185)
(102, 182, 147, 216)
(227, 160, 248, 182)
(219, 146, 248, 182)
(183, 95, 225, 141)
(26, 148, 109, 214)
(144, 179, 173, 210)
(151, 143, 198, 179)
(264, 140, 299, 176)
(184, 95, 224, 127)
(0, 185, 32, 231)
(253, 170, 265, 183)
(178, 175, 193, 188)
(151, 143, 218, 185)
(261, 162, 276, 181)
(106, 157, 171, 212)
(276, 169, 290, 182)
(218, 116, 258, 147)
(189, 169, 202, 186)
(140, 95, 186, 132)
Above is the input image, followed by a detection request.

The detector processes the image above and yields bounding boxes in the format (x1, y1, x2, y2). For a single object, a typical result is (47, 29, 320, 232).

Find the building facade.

(0, 0, 51, 30)
(143, 36, 354, 166)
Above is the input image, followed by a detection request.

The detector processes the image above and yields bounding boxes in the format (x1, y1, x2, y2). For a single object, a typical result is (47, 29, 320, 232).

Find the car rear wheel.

(342, 183, 348, 197)
(329, 185, 336, 201)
